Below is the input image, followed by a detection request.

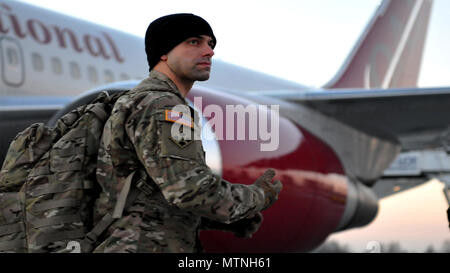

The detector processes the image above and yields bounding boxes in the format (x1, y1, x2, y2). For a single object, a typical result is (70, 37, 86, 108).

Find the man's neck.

(153, 67, 193, 97)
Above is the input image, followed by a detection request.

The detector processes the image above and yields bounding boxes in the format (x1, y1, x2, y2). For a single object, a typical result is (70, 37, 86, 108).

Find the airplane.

(0, 0, 449, 252)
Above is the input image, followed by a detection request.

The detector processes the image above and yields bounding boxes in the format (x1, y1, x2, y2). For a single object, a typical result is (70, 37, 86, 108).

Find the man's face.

(164, 35, 215, 82)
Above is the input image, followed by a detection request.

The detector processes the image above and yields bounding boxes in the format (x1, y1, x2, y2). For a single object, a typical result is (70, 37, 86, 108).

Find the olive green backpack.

(0, 91, 139, 253)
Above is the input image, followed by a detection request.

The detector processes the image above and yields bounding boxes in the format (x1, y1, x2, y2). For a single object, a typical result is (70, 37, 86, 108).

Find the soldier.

(92, 13, 282, 253)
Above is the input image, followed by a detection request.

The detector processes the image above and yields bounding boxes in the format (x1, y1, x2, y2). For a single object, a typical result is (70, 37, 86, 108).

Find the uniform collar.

(132, 70, 187, 103)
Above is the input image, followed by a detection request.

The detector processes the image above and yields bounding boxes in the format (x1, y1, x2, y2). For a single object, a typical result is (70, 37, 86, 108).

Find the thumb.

(255, 169, 276, 186)
(271, 179, 283, 194)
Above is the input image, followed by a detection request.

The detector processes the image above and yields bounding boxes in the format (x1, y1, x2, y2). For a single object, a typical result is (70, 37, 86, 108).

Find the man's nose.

(202, 43, 214, 57)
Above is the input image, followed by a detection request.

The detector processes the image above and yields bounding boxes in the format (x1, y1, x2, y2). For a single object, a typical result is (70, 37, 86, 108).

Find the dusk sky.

(327, 179, 449, 252)
(16, 0, 450, 252)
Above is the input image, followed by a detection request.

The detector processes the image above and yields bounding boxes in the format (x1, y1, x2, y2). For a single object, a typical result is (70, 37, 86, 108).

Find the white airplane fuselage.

(0, 0, 306, 100)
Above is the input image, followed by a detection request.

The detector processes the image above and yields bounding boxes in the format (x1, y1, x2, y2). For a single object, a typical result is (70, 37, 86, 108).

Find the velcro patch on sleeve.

(164, 109, 193, 128)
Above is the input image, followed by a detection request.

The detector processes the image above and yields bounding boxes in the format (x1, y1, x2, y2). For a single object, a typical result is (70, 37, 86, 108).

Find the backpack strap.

(112, 171, 136, 219)
(85, 103, 109, 123)
(80, 213, 114, 253)
(78, 169, 155, 253)
(79, 185, 143, 253)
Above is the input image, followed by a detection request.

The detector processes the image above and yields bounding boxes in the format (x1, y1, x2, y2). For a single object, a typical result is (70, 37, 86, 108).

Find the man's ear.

(160, 54, 168, 61)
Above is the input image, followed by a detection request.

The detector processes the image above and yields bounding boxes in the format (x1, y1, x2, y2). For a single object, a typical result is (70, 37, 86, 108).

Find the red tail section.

(324, 0, 433, 89)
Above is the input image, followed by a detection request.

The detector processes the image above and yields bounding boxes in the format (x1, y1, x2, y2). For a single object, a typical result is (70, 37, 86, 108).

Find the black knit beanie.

(145, 13, 216, 71)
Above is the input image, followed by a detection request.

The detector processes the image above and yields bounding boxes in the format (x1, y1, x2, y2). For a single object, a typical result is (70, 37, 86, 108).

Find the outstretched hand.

(253, 168, 282, 210)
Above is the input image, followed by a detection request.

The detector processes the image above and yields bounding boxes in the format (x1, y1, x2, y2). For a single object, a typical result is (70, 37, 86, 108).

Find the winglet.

(324, 0, 433, 89)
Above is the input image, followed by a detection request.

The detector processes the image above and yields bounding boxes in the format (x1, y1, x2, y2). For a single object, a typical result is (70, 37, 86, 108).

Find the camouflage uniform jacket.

(93, 70, 265, 253)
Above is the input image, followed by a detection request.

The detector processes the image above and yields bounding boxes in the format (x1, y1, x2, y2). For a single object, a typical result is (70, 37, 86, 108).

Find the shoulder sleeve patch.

(165, 109, 193, 128)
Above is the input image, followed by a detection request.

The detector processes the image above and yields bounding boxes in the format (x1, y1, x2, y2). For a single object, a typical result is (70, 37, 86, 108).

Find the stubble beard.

(188, 60, 211, 81)
(169, 61, 211, 82)
(191, 68, 210, 81)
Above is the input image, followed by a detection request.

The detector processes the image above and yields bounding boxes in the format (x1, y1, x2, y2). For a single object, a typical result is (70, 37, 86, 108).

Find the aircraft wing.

(250, 86, 450, 199)
(252, 86, 450, 152)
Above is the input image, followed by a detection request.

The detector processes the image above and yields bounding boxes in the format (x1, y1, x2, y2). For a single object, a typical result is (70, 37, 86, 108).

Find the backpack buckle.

(84, 233, 98, 245)
(135, 179, 153, 196)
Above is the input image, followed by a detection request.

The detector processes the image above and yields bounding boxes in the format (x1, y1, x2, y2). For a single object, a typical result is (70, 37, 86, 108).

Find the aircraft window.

(87, 66, 98, 83)
(119, 73, 130, 81)
(31, 52, 44, 72)
(51, 57, 63, 75)
(70, 61, 81, 79)
(6, 47, 19, 66)
(104, 70, 114, 83)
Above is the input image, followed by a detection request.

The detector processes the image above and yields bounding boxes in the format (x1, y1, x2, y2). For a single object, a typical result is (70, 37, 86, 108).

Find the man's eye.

(189, 39, 199, 45)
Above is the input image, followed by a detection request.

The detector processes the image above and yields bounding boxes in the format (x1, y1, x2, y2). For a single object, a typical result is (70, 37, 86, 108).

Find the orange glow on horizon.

(327, 179, 450, 252)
